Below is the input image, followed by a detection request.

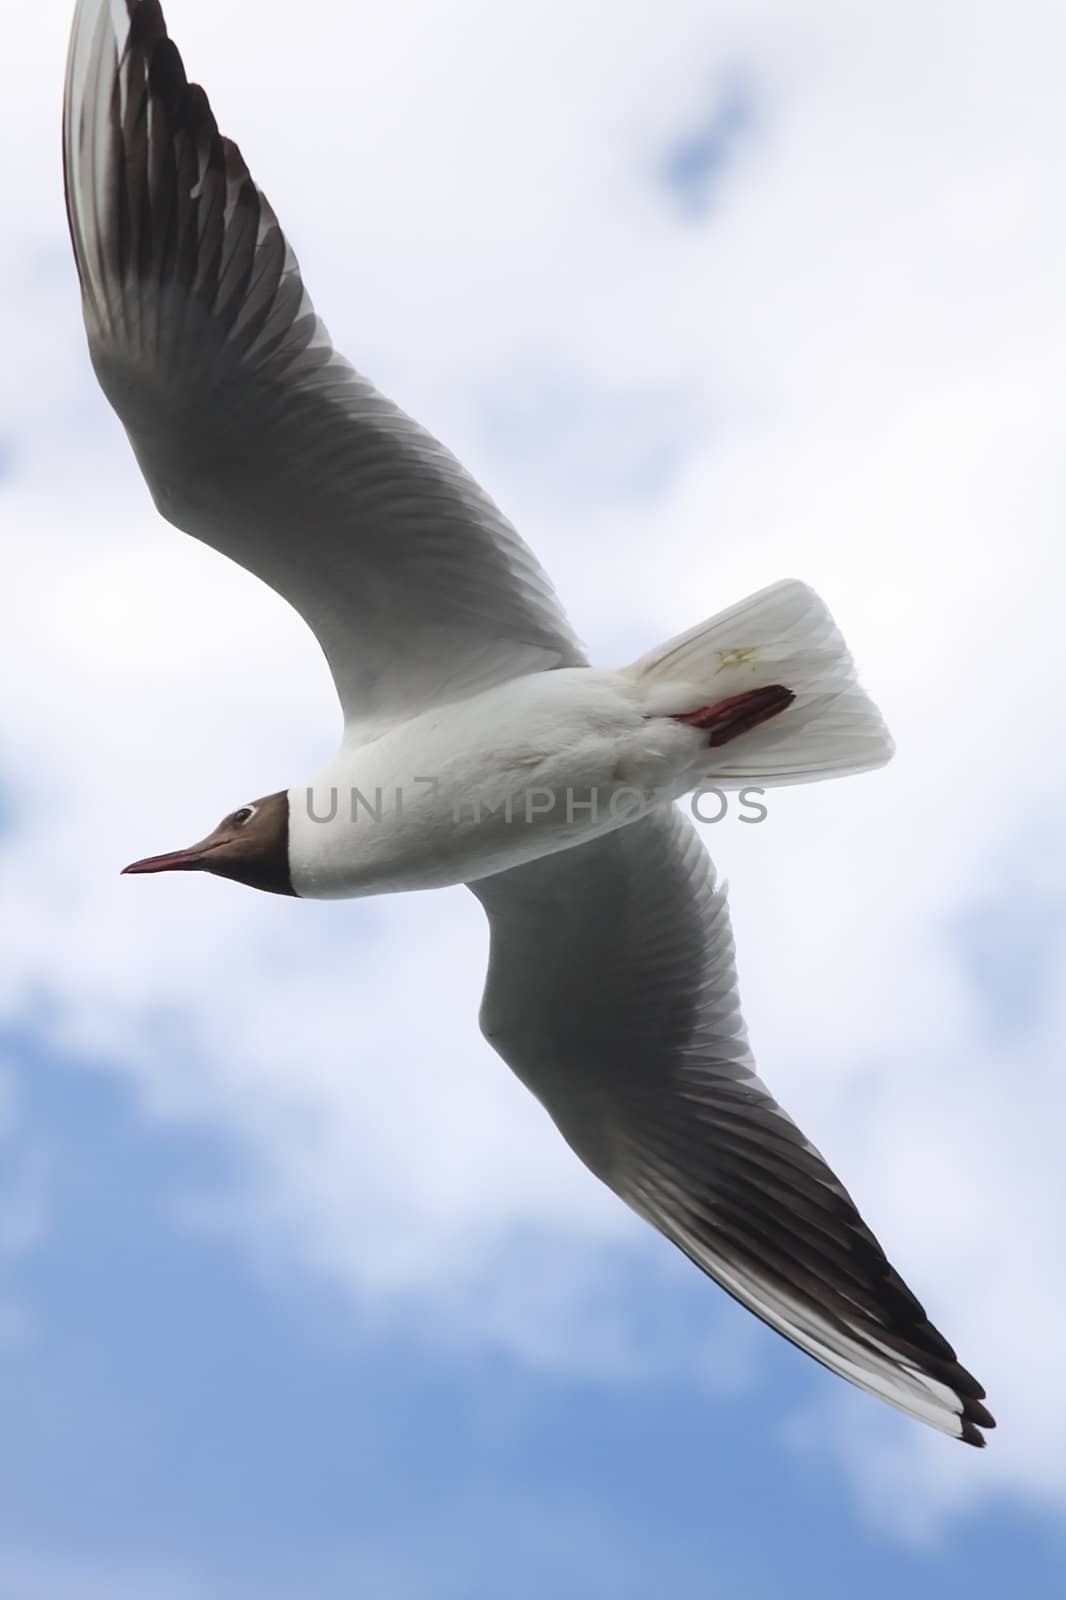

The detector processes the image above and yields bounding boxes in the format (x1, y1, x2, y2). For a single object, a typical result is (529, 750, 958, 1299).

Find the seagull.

(63, 0, 993, 1446)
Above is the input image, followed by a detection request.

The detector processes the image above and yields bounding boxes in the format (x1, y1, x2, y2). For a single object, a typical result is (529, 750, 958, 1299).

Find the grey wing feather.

(471, 809, 994, 1444)
(63, 0, 583, 728)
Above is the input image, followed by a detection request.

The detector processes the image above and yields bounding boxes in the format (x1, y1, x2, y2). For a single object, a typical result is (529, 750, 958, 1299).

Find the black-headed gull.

(62, 0, 993, 1445)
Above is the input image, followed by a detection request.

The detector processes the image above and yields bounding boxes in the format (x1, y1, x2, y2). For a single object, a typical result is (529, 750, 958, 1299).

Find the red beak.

(121, 845, 213, 875)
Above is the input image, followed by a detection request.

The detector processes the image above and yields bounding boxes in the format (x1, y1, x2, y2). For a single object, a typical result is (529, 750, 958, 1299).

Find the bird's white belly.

(287, 668, 703, 898)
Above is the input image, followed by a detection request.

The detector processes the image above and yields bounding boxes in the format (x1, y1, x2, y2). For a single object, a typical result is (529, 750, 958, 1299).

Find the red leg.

(673, 684, 795, 747)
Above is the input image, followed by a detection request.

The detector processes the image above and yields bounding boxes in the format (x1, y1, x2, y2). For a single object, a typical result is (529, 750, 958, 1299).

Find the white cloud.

(3, 0, 1065, 1531)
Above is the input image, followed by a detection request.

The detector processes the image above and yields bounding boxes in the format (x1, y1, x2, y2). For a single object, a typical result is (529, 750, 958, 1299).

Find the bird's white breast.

(287, 668, 702, 899)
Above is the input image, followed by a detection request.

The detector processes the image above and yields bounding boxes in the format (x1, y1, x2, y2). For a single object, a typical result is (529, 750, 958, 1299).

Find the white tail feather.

(625, 579, 894, 787)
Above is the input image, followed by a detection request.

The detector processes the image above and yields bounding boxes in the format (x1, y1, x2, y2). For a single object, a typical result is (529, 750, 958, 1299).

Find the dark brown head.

(122, 791, 295, 896)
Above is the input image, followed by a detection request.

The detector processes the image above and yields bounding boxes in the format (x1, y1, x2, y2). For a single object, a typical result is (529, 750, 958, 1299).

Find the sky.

(2, 0, 1066, 1594)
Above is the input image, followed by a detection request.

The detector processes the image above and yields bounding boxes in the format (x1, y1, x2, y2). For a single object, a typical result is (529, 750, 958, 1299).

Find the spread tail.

(625, 579, 894, 787)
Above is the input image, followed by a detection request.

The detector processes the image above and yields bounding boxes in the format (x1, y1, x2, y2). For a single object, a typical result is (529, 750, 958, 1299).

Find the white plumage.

(62, 0, 992, 1445)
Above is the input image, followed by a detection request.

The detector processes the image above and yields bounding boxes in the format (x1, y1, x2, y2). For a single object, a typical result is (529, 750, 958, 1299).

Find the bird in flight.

(62, 0, 993, 1445)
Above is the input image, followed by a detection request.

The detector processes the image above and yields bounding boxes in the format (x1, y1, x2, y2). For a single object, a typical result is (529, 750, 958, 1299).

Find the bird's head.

(122, 791, 294, 896)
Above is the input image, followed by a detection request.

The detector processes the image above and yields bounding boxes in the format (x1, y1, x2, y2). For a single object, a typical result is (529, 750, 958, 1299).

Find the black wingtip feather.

(964, 1395, 997, 1431)
(66, 0, 292, 361)
(126, 0, 167, 50)
(147, 36, 189, 106)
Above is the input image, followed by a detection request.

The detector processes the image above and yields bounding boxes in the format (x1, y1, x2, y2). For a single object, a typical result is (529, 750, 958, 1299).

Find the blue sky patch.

(0, 1038, 1063, 1597)
(660, 75, 757, 219)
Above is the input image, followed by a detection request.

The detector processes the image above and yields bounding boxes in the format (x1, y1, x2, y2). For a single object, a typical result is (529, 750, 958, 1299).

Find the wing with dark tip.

(471, 808, 995, 1444)
(63, 0, 583, 731)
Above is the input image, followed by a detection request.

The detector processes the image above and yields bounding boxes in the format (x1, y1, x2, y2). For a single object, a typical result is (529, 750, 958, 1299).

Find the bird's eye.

(232, 806, 254, 826)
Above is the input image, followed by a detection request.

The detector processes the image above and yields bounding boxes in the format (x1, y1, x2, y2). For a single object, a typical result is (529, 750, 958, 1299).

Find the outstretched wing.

(472, 809, 994, 1444)
(63, 0, 583, 730)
